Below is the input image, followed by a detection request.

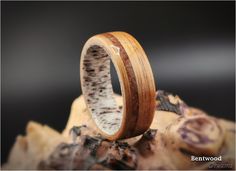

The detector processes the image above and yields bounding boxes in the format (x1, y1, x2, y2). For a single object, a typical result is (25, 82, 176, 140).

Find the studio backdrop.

(1, 1, 235, 164)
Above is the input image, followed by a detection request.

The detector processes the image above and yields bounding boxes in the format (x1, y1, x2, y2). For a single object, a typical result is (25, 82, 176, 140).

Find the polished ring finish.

(80, 31, 156, 140)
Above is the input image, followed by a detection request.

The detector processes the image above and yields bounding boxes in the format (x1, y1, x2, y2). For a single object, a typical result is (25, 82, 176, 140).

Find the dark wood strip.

(102, 33, 139, 137)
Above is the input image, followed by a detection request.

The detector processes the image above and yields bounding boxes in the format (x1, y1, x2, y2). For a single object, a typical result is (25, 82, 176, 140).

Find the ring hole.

(110, 62, 121, 95)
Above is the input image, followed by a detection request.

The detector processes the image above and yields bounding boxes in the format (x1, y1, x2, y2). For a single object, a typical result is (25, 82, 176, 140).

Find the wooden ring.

(80, 32, 156, 140)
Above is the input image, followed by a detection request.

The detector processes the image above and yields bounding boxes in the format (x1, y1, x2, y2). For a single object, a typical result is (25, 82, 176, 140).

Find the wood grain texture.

(80, 32, 156, 140)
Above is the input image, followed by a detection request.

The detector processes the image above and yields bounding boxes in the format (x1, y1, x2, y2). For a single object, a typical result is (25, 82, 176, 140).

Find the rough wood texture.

(2, 122, 68, 169)
(80, 32, 156, 140)
(3, 91, 235, 170)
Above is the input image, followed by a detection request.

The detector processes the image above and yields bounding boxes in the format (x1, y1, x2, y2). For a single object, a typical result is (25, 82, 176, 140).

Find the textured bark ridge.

(38, 91, 235, 170)
(3, 91, 235, 170)
(156, 90, 188, 115)
(38, 132, 138, 170)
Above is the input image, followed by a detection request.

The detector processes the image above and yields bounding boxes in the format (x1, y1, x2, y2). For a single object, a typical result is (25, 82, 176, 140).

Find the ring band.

(80, 32, 156, 140)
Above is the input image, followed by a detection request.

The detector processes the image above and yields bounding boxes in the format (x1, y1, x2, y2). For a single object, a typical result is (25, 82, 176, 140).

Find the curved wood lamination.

(80, 31, 156, 140)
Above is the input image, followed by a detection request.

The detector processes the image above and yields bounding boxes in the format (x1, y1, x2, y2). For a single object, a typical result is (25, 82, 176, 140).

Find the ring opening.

(82, 45, 122, 135)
